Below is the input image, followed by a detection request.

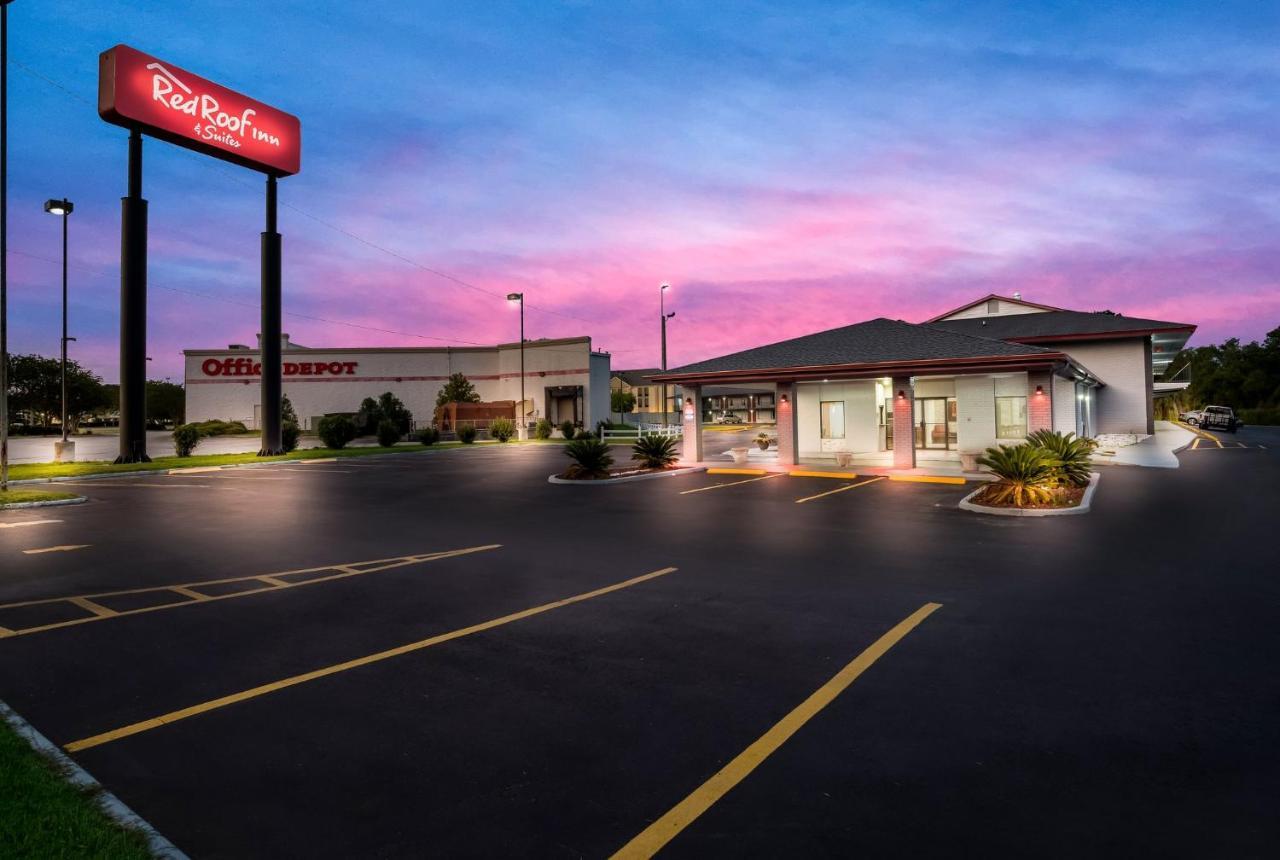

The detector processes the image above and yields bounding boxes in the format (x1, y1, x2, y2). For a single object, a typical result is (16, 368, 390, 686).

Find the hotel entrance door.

(914, 397, 957, 450)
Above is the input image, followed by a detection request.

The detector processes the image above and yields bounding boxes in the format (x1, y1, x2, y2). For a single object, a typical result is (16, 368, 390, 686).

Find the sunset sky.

(6, 1, 1278, 382)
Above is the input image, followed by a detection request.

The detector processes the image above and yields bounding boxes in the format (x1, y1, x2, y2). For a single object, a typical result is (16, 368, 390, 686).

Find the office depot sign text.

(99, 44, 301, 175)
(201, 358, 358, 377)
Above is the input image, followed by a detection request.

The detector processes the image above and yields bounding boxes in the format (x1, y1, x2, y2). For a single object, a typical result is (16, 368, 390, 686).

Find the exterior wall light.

(1035, 385, 1044, 395)
(897, 390, 905, 400)
(779, 393, 789, 404)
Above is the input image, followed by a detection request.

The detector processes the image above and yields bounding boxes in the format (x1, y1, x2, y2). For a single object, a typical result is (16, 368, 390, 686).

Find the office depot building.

(184, 335, 611, 431)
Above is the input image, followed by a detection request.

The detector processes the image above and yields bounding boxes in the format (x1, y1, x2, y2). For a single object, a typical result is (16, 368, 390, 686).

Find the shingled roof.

(611, 367, 661, 387)
(664, 318, 1057, 376)
(928, 309, 1194, 341)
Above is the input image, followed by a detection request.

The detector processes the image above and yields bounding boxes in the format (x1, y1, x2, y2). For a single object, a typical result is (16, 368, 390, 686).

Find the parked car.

(1179, 409, 1203, 426)
(1199, 405, 1241, 433)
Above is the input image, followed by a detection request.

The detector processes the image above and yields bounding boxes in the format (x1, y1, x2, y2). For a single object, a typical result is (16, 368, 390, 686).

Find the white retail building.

(183, 335, 611, 431)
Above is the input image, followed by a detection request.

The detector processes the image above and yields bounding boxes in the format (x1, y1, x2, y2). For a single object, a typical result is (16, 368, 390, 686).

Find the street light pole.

(1, 1, 11, 491)
(44, 199, 74, 457)
(660, 283, 674, 426)
(507, 292, 525, 439)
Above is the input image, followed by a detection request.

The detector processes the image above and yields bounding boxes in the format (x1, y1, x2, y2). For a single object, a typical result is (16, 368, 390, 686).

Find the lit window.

(820, 401, 845, 439)
(996, 396, 1027, 438)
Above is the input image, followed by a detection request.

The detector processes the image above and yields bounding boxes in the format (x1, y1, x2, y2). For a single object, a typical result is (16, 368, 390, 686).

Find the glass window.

(820, 401, 845, 439)
(996, 396, 1027, 438)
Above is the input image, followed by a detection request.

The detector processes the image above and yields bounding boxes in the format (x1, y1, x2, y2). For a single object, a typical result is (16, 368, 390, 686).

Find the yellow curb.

(166, 467, 224, 475)
(788, 470, 859, 480)
(888, 474, 967, 485)
(706, 468, 769, 476)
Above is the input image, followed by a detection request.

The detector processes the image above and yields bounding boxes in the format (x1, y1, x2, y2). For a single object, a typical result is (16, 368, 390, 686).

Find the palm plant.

(632, 435, 679, 469)
(1026, 429, 1095, 488)
(976, 443, 1057, 506)
(565, 437, 614, 478)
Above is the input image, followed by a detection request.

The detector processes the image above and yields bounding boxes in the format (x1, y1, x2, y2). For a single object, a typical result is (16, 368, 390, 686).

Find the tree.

(146, 380, 185, 427)
(1161, 324, 1280, 410)
(611, 390, 636, 422)
(355, 396, 382, 436)
(377, 391, 413, 434)
(281, 394, 299, 427)
(5, 353, 111, 431)
(435, 372, 481, 408)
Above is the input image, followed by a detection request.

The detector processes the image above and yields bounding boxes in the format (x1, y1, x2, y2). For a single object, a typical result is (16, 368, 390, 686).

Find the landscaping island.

(960, 430, 1100, 517)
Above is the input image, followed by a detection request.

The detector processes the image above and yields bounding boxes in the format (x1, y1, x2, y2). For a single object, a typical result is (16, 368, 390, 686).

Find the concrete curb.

(958, 472, 1100, 517)
(548, 466, 705, 485)
(0, 698, 188, 859)
(0, 495, 88, 510)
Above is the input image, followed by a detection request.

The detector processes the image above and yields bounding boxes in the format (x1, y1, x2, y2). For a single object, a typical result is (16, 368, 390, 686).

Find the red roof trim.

(924, 293, 1066, 323)
(652, 352, 1070, 385)
(1006, 325, 1196, 345)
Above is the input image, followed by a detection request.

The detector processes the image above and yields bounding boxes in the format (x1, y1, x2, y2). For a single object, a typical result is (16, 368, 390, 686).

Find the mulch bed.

(970, 484, 1086, 510)
(558, 464, 681, 481)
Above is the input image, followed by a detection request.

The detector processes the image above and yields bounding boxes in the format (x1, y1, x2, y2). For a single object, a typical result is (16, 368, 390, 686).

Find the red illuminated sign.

(99, 44, 301, 176)
(201, 358, 357, 377)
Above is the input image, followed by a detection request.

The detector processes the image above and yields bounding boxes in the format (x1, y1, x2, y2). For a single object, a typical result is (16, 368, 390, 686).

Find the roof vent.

(1013, 292, 1022, 300)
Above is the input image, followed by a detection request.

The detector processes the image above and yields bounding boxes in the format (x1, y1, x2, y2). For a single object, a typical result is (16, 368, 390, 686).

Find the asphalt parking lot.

(1, 429, 1278, 858)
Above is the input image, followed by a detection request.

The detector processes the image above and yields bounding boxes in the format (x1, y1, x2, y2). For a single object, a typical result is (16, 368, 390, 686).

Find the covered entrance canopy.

(653, 317, 1103, 469)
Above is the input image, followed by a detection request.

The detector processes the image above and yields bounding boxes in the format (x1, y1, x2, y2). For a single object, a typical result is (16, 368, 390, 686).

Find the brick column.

(1028, 371, 1053, 434)
(680, 384, 703, 464)
(891, 376, 916, 469)
(776, 382, 798, 466)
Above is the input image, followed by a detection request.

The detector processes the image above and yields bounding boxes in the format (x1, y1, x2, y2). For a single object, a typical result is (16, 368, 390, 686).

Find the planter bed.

(548, 466, 703, 485)
(959, 473, 1100, 517)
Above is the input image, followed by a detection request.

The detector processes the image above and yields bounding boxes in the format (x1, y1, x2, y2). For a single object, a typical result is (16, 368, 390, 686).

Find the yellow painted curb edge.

(706, 468, 769, 476)
(789, 470, 859, 480)
(888, 474, 967, 485)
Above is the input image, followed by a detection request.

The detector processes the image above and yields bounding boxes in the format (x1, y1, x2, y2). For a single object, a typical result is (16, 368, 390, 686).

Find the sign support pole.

(115, 128, 150, 463)
(258, 174, 283, 456)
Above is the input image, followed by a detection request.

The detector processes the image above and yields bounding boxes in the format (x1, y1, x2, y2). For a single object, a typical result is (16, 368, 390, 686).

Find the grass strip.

(0, 488, 81, 507)
(0, 717, 152, 858)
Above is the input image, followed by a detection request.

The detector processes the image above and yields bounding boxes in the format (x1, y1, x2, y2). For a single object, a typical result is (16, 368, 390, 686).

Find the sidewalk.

(1091, 420, 1196, 469)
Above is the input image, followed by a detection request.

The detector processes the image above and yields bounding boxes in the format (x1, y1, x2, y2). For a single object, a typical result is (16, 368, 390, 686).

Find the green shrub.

(281, 422, 301, 453)
(317, 415, 358, 449)
(976, 443, 1057, 506)
(419, 426, 441, 446)
(534, 418, 553, 440)
(565, 437, 614, 477)
(172, 424, 200, 457)
(490, 417, 515, 442)
(560, 420, 577, 439)
(376, 419, 402, 447)
(1025, 429, 1094, 487)
(191, 419, 249, 437)
(632, 435, 679, 469)
(1239, 407, 1280, 426)
(458, 425, 478, 444)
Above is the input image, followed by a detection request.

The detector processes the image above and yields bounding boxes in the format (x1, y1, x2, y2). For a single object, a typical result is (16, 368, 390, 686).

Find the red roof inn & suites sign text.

(98, 44, 301, 176)
(201, 359, 359, 378)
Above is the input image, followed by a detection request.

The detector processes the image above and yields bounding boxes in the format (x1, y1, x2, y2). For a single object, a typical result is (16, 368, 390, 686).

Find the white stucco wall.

(941, 299, 1051, 320)
(954, 375, 997, 452)
(183, 338, 607, 430)
(796, 381, 878, 457)
(1053, 375, 1076, 434)
(1047, 338, 1153, 434)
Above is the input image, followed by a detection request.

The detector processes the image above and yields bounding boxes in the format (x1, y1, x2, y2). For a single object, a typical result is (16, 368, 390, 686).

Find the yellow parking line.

(888, 474, 967, 485)
(21, 545, 89, 555)
(794, 476, 885, 504)
(67, 596, 117, 618)
(705, 468, 769, 476)
(789, 470, 858, 480)
(680, 474, 782, 495)
(1215, 439, 1224, 449)
(0, 544, 501, 638)
(611, 602, 943, 859)
(1190, 438, 1201, 450)
(0, 519, 62, 530)
(65, 566, 679, 753)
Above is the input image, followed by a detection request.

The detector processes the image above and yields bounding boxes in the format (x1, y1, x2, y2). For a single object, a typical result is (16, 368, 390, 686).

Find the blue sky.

(6, 1, 1278, 382)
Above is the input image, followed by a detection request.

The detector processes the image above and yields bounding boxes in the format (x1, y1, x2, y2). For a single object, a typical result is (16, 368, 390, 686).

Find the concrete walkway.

(1091, 420, 1196, 469)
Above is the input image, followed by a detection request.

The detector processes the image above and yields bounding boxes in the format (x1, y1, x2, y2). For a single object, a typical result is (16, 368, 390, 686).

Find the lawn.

(0, 488, 81, 507)
(0, 717, 152, 858)
(6, 437, 582, 482)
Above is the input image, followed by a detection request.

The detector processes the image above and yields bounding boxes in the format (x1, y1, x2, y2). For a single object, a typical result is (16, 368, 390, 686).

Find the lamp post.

(44, 198, 74, 459)
(1, 1, 12, 491)
(507, 292, 525, 439)
(660, 283, 675, 426)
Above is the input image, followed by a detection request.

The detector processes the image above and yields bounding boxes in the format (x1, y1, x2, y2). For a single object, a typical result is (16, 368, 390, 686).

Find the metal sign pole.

(258, 174, 283, 455)
(1, 1, 10, 491)
(116, 129, 150, 463)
